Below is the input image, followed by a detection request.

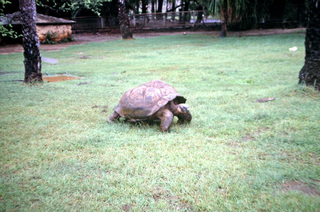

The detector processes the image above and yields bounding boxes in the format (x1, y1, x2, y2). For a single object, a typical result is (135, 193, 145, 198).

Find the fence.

(131, 10, 220, 29)
(72, 16, 118, 31)
(72, 11, 300, 33)
(72, 11, 220, 32)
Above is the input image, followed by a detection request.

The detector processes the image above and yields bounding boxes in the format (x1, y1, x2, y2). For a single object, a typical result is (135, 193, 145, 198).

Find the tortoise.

(108, 80, 192, 132)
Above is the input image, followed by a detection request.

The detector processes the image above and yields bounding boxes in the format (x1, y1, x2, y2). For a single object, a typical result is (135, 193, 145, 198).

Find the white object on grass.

(289, 46, 298, 51)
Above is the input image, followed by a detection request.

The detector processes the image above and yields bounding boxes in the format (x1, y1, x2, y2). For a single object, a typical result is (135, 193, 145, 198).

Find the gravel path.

(0, 28, 305, 55)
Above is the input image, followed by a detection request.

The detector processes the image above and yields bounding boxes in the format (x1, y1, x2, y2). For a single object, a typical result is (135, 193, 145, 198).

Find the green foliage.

(0, 0, 21, 39)
(36, 0, 111, 18)
(60, 33, 74, 42)
(283, 2, 298, 21)
(43, 31, 59, 44)
(41, 31, 74, 44)
(0, 0, 10, 8)
(0, 0, 10, 17)
(0, 32, 319, 211)
(0, 24, 20, 39)
(200, 0, 274, 30)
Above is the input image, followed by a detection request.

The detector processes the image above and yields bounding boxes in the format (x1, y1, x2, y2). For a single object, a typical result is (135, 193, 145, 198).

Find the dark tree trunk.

(297, 0, 305, 27)
(151, 0, 155, 19)
(157, 0, 163, 13)
(152, 0, 155, 13)
(195, 5, 203, 24)
(142, 0, 147, 14)
(156, 0, 164, 20)
(298, 0, 320, 90)
(135, 0, 139, 14)
(220, 20, 227, 37)
(118, 0, 133, 39)
(183, 0, 190, 22)
(171, 0, 176, 21)
(220, 1, 228, 38)
(19, 0, 42, 83)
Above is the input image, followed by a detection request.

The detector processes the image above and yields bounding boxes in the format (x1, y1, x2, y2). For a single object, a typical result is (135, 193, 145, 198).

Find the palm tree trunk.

(19, 0, 42, 83)
(298, 0, 320, 90)
(118, 0, 133, 39)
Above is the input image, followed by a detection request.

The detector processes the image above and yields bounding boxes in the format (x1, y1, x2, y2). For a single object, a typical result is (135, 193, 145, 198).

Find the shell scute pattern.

(115, 80, 181, 119)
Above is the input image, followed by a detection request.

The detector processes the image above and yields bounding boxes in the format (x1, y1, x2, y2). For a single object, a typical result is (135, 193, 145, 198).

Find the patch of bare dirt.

(240, 127, 270, 142)
(0, 28, 305, 55)
(122, 204, 133, 212)
(279, 180, 320, 196)
(152, 187, 192, 211)
(42, 74, 82, 82)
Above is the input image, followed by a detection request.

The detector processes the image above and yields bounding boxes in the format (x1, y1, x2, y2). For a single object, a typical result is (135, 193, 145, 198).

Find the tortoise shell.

(114, 80, 186, 120)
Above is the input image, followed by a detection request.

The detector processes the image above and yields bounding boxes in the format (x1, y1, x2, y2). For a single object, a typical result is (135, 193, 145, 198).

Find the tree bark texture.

(183, 0, 190, 22)
(195, 5, 203, 24)
(220, 20, 227, 38)
(299, 0, 320, 90)
(220, 1, 228, 38)
(157, 0, 164, 13)
(19, 0, 42, 83)
(118, 0, 133, 39)
(171, 0, 176, 21)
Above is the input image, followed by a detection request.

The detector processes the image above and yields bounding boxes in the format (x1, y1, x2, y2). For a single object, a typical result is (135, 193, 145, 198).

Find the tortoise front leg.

(108, 111, 120, 123)
(159, 109, 174, 132)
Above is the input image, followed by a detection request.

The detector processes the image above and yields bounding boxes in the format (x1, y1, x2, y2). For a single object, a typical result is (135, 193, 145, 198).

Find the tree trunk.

(298, 0, 320, 90)
(19, 0, 42, 83)
(171, 0, 176, 21)
(195, 5, 203, 24)
(118, 0, 133, 39)
(297, 0, 305, 27)
(183, 0, 190, 22)
(156, 0, 164, 20)
(220, 1, 228, 38)
(135, 0, 139, 14)
(152, 0, 155, 13)
(157, 0, 163, 13)
(142, 0, 147, 14)
(220, 20, 227, 37)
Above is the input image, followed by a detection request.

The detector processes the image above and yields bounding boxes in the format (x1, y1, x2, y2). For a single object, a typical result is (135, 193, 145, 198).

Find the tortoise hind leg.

(158, 109, 174, 132)
(108, 111, 120, 123)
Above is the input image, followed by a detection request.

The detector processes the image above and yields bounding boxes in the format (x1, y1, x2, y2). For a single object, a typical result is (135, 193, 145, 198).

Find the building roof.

(37, 14, 76, 25)
(0, 12, 75, 25)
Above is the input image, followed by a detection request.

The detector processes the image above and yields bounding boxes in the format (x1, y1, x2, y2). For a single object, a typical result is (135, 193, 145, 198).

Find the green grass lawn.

(0, 32, 319, 211)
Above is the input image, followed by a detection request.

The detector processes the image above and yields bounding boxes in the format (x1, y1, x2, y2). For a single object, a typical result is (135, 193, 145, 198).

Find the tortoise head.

(177, 104, 189, 113)
(176, 104, 192, 123)
(172, 95, 192, 123)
